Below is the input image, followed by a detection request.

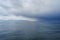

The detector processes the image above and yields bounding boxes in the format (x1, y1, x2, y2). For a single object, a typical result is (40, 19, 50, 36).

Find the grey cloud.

(0, 0, 60, 17)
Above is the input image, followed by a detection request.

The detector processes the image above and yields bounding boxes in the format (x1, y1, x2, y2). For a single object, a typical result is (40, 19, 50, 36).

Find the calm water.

(0, 20, 60, 40)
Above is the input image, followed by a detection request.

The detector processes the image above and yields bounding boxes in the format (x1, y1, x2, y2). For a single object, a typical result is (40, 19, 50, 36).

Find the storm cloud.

(0, 0, 60, 20)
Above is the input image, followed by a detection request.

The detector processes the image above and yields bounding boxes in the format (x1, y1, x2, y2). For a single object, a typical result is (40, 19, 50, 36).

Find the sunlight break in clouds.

(0, 15, 37, 21)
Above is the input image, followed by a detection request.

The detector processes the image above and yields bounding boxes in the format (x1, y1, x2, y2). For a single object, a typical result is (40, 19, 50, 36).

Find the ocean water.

(0, 20, 60, 40)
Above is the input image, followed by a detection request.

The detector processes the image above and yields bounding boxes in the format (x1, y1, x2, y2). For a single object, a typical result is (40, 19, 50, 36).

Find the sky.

(0, 0, 60, 21)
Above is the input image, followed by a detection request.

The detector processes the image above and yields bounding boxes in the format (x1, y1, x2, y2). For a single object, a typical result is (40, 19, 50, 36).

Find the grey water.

(0, 20, 60, 40)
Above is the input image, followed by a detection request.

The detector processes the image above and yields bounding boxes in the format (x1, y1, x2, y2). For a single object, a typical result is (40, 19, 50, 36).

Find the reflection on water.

(0, 20, 60, 40)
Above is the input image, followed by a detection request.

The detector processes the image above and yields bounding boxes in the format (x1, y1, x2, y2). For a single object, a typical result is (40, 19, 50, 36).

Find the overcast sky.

(0, 0, 60, 21)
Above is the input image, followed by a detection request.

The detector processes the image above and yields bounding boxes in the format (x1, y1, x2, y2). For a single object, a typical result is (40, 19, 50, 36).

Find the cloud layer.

(0, 0, 60, 15)
(0, 0, 60, 20)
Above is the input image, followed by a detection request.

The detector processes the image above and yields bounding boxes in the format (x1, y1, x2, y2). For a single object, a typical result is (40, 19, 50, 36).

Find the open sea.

(0, 20, 60, 40)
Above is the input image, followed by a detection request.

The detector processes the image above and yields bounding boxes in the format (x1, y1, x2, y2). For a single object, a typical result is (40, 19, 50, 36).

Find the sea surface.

(0, 20, 60, 40)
